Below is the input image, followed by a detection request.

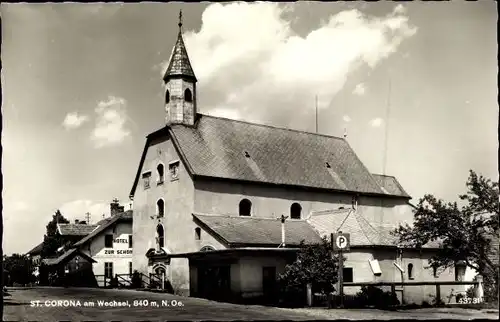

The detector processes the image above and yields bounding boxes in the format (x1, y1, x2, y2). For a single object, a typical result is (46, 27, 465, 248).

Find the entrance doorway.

(197, 265, 231, 301)
(262, 266, 277, 303)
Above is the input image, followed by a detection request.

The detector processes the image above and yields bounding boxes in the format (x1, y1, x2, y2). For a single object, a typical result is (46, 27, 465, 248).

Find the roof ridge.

(198, 113, 347, 141)
(193, 213, 300, 221)
(354, 211, 393, 245)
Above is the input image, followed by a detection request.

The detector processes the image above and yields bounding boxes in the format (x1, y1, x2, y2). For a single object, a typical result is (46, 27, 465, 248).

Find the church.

(129, 15, 458, 304)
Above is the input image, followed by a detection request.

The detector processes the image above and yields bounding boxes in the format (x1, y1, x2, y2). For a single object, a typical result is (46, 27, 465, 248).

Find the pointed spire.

(163, 9, 197, 82)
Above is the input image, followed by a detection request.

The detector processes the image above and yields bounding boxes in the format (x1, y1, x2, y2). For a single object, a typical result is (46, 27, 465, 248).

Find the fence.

(342, 281, 481, 305)
(94, 273, 164, 290)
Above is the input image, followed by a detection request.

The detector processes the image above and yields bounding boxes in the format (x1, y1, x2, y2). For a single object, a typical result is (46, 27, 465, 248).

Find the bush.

(65, 269, 98, 287)
(277, 282, 306, 308)
(352, 286, 400, 309)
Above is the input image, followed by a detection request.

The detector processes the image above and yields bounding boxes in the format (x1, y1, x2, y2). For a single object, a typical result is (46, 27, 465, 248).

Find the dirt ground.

(3, 287, 498, 321)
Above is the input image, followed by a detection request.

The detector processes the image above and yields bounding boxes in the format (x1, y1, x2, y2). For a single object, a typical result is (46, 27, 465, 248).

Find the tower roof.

(163, 10, 197, 82)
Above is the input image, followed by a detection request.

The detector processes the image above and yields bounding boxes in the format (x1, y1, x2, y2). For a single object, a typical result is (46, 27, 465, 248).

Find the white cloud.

(352, 83, 366, 96)
(156, 3, 416, 129)
(343, 115, 351, 123)
(91, 96, 130, 148)
(62, 112, 89, 130)
(59, 200, 111, 223)
(370, 117, 383, 127)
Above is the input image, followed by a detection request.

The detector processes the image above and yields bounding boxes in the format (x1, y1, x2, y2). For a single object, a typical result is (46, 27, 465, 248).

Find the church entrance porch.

(170, 248, 299, 304)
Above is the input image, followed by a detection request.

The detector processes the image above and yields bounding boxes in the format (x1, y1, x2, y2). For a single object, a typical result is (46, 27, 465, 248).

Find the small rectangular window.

(129, 262, 133, 276)
(105, 262, 113, 279)
(105, 234, 114, 248)
(343, 267, 353, 283)
(129, 235, 133, 248)
(169, 161, 180, 181)
(142, 171, 151, 189)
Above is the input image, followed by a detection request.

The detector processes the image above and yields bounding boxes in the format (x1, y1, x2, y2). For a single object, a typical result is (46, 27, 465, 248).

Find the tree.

(3, 254, 35, 286)
(41, 210, 70, 258)
(278, 237, 339, 306)
(394, 170, 499, 302)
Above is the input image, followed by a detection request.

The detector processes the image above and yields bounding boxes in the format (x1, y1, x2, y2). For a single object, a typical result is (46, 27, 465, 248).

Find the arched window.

(290, 203, 302, 219)
(195, 227, 201, 240)
(239, 199, 252, 216)
(156, 224, 164, 248)
(184, 88, 192, 102)
(165, 90, 170, 104)
(157, 199, 165, 218)
(407, 263, 414, 280)
(155, 265, 166, 276)
(157, 164, 164, 184)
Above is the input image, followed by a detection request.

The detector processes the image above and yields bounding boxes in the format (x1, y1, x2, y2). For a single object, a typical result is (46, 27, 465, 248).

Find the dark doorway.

(197, 265, 231, 301)
(262, 266, 277, 304)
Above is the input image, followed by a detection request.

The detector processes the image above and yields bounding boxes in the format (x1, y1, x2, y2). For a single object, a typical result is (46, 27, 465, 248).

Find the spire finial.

(178, 9, 183, 28)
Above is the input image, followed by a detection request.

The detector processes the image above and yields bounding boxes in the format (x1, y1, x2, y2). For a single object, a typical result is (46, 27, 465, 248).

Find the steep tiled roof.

(57, 224, 98, 236)
(130, 115, 413, 199)
(27, 242, 44, 255)
(307, 209, 396, 247)
(193, 213, 322, 247)
(176, 115, 412, 195)
(72, 211, 132, 248)
(163, 29, 197, 82)
(372, 174, 411, 198)
(307, 209, 442, 249)
(43, 248, 96, 266)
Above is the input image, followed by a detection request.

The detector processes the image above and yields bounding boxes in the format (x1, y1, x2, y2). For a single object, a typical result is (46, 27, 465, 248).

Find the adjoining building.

(72, 210, 133, 286)
(33, 201, 133, 287)
(26, 242, 44, 266)
(129, 16, 460, 304)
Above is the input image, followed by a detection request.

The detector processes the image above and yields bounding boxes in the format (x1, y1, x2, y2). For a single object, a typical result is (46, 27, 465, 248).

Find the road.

(3, 287, 498, 321)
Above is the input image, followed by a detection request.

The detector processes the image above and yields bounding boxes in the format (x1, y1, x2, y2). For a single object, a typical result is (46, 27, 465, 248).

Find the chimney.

(75, 219, 80, 224)
(110, 198, 124, 216)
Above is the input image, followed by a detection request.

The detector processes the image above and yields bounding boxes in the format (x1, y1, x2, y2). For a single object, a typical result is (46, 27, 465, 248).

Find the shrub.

(354, 286, 400, 309)
(65, 269, 98, 287)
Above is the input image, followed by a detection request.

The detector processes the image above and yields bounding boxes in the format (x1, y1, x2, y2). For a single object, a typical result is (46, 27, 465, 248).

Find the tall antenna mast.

(382, 73, 392, 176)
(315, 95, 318, 133)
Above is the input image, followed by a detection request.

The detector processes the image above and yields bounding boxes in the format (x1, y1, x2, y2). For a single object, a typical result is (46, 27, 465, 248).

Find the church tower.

(163, 10, 197, 126)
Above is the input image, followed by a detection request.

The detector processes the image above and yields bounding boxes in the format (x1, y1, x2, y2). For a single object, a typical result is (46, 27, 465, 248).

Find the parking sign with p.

(332, 233, 350, 251)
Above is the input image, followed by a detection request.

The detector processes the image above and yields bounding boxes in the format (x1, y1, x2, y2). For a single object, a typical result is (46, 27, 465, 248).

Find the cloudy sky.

(1, 2, 497, 255)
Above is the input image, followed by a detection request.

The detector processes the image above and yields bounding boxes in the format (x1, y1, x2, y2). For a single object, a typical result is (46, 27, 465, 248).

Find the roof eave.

(192, 174, 412, 200)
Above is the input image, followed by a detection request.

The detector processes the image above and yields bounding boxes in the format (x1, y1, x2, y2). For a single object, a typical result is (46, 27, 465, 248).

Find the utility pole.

(383, 74, 392, 176)
(315, 95, 318, 133)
